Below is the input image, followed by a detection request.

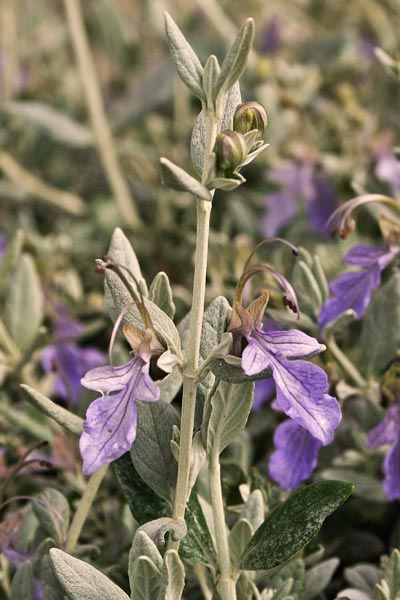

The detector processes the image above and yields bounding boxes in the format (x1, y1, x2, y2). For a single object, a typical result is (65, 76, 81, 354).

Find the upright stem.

(63, 0, 141, 228)
(65, 465, 108, 552)
(326, 333, 366, 388)
(169, 115, 218, 547)
(209, 450, 236, 600)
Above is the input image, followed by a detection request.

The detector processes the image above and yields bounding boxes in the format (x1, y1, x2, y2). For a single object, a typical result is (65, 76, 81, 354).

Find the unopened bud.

(233, 101, 268, 138)
(214, 130, 247, 173)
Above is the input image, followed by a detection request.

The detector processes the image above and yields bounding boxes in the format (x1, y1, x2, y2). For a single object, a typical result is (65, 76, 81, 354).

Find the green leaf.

(204, 380, 254, 454)
(378, 549, 400, 600)
(129, 531, 163, 573)
(158, 367, 182, 404)
(130, 556, 161, 600)
(0, 229, 24, 299)
(202, 55, 221, 112)
(131, 400, 180, 501)
(106, 227, 146, 295)
(181, 493, 216, 565)
(345, 564, 382, 593)
(240, 480, 354, 570)
(305, 558, 339, 599)
(270, 559, 305, 599)
(214, 19, 254, 101)
(241, 489, 264, 532)
(229, 518, 253, 567)
(21, 384, 84, 436)
(10, 561, 35, 600)
(361, 274, 400, 375)
(159, 158, 212, 201)
(32, 488, 70, 546)
(148, 272, 176, 319)
(4, 254, 43, 352)
(38, 553, 66, 600)
(157, 550, 185, 600)
(49, 549, 130, 600)
(320, 468, 386, 503)
(164, 13, 204, 100)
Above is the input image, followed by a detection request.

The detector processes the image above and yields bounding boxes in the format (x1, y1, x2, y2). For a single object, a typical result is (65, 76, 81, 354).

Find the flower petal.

(383, 436, 400, 501)
(270, 356, 341, 444)
(344, 244, 397, 269)
(81, 357, 137, 393)
(269, 420, 321, 490)
(366, 405, 400, 449)
(253, 329, 323, 359)
(242, 337, 272, 376)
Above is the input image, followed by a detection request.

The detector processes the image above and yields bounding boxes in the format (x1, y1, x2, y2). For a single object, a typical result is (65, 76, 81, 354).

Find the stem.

(169, 114, 218, 548)
(63, 0, 141, 228)
(326, 334, 366, 388)
(209, 449, 236, 600)
(65, 464, 108, 552)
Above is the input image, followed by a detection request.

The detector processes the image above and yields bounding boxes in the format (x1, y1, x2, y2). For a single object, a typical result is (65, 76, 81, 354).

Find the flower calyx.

(123, 324, 179, 380)
(233, 101, 268, 139)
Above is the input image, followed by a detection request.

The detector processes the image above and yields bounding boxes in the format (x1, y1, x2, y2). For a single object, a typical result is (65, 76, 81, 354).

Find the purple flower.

(242, 328, 341, 444)
(366, 405, 400, 500)
(79, 327, 163, 475)
(269, 420, 322, 490)
(262, 162, 336, 237)
(318, 244, 399, 330)
(41, 312, 105, 406)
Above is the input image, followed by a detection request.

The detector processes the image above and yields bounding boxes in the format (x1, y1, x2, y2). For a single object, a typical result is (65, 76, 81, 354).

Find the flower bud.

(233, 101, 268, 138)
(214, 130, 247, 173)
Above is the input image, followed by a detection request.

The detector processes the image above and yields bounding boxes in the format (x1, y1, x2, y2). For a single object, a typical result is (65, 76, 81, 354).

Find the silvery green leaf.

(187, 431, 206, 496)
(337, 590, 371, 600)
(137, 518, 187, 548)
(5, 101, 94, 147)
(214, 18, 254, 100)
(149, 271, 176, 319)
(241, 142, 269, 166)
(202, 55, 221, 112)
(4, 254, 43, 352)
(375, 583, 391, 600)
(129, 531, 163, 573)
(210, 354, 272, 383)
(241, 489, 264, 532)
(164, 13, 204, 101)
(38, 554, 66, 600)
(49, 548, 130, 600)
(361, 274, 400, 375)
(158, 367, 182, 403)
(0, 229, 24, 299)
(345, 564, 382, 593)
(228, 518, 253, 567)
(157, 550, 185, 600)
(208, 173, 246, 191)
(32, 488, 70, 545)
(105, 227, 146, 296)
(132, 401, 180, 500)
(204, 380, 254, 454)
(130, 556, 161, 600)
(267, 579, 295, 600)
(377, 548, 400, 600)
(190, 82, 242, 174)
(320, 468, 386, 503)
(305, 558, 339, 599)
(159, 158, 212, 201)
(243, 129, 259, 151)
(270, 559, 306, 599)
(21, 384, 84, 435)
(10, 561, 35, 600)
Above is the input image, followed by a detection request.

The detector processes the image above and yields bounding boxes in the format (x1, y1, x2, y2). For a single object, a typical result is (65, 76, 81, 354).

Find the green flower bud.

(233, 101, 268, 138)
(214, 130, 248, 173)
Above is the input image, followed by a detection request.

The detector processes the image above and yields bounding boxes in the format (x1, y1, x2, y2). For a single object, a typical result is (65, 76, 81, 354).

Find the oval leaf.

(159, 158, 212, 201)
(32, 488, 70, 545)
(240, 480, 354, 570)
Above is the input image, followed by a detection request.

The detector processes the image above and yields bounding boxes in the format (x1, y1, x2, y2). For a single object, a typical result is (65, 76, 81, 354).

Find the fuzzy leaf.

(0, 229, 24, 299)
(129, 531, 163, 573)
(32, 489, 70, 546)
(202, 55, 221, 112)
(49, 549, 130, 600)
(157, 550, 185, 600)
(214, 19, 254, 99)
(149, 271, 176, 319)
(105, 227, 146, 296)
(4, 254, 43, 352)
(130, 556, 161, 600)
(378, 549, 400, 600)
(131, 401, 180, 501)
(159, 158, 212, 201)
(361, 274, 400, 375)
(38, 553, 65, 600)
(305, 558, 339, 599)
(241, 489, 264, 532)
(270, 559, 305, 599)
(10, 561, 35, 600)
(21, 384, 84, 435)
(164, 13, 204, 100)
(240, 480, 354, 570)
(229, 518, 253, 567)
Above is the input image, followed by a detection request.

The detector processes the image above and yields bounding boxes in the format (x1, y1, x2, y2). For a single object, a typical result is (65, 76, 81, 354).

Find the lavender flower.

(80, 325, 168, 475)
(366, 405, 400, 500)
(269, 420, 322, 490)
(318, 244, 399, 330)
(262, 162, 336, 237)
(41, 311, 105, 406)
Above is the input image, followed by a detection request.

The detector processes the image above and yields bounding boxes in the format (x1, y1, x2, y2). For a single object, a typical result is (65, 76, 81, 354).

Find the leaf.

(305, 558, 339, 599)
(241, 489, 264, 532)
(148, 272, 176, 319)
(4, 101, 94, 147)
(159, 158, 212, 201)
(181, 492, 216, 565)
(270, 558, 306, 599)
(158, 367, 182, 404)
(131, 401, 180, 500)
(157, 550, 185, 600)
(0, 229, 24, 299)
(49, 548, 130, 600)
(361, 274, 400, 375)
(4, 254, 43, 352)
(240, 480, 354, 570)
(32, 489, 70, 546)
(345, 564, 382, 593)
(164, 13, 204, 100)
(129, 531, 163, 573)
(214, 19, 254, 100)
(229, 518, 253, 567)
(38, 553, 66, 600)
(130, 556, 161, 600)
(105, 227, 146, 296)
(320, 468, 386, 503)
(10, 561, 35, 600)
(21, 384, 84, 436)
(378, 549, 400, 600)
(204, 380, 254, 455)
(202, 55, 221, 112)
